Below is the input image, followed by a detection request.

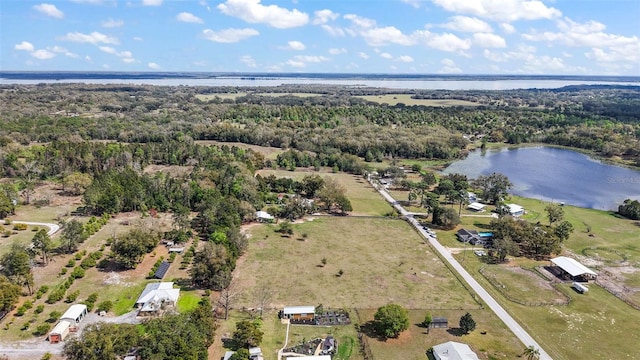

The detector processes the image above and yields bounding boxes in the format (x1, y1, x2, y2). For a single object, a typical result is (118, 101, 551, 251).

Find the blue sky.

(2, 0, 639, 75)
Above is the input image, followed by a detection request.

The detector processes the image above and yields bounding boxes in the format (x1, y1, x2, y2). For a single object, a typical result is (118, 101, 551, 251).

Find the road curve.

(11, 221, 60, 236)
(370, 180, 553, 360)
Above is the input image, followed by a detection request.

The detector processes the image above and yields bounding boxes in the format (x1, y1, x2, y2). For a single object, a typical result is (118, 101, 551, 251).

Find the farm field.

(256, 169, 393, 216)
(356, 94, 480, 107)
(356, 309, 523, 360)
(456, 254, 640, 360)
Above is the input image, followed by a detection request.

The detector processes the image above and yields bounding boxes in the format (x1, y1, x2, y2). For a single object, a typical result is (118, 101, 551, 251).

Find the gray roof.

(551, 256, 597, 277)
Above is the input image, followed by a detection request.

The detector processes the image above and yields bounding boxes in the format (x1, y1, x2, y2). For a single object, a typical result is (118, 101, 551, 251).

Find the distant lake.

(1, 73, 639, 90)
(443, 147, 640, 210)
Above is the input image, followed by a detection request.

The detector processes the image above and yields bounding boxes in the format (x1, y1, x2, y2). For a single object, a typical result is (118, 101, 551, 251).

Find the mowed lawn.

(235, 217, 478, 310)
(356, 309, 524, 360)
(256, 169, 393, 216)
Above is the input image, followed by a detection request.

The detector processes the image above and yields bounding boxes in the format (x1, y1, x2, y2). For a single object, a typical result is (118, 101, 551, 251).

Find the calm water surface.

(443, 147, 640, 210)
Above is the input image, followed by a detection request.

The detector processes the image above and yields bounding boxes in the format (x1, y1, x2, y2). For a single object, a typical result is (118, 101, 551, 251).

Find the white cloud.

(240, 55, 257, 67)
(70, 0, 103, 3)
(438, 58, 462, 73)
(358, 52, 370, 59)
(61, 32, 119, 45)
(142, 0, 163, 6)
(31, 49, 56, 60)
(177, 12, 204, 24)
(431, 0, 561, 22)
(500, 23, 516, 34)
(472, 33, 506, 48)
(202, 28, 259, 43)
(361, 26, 415, 46)
(133, 36, 143, 41)
(218, 0, 308, 29)
(313, 9, 338, 25)
(344, 14, 376, 29)
(99, 46, 134, 62)
(380, 52, 393, 59)
(287, 41, 305, 50)
(85, 55, 92, 61)
(15, 41, 35, 52)
(442, 16, 492, 33)
(321, 25, 345, 37)
(396, 55, 414, 62)
(292, 55, 330, 63)
(415, 31, 472, 52)
(102, 18, 124, 28)
(523, 17, 640, 64)
(400, 0, 421, 9)
(48, 45, 77, 57)
(286, 60, 306, 68)
(33, 3, 64, 19)
(148, 62, 161, 69)
(328, 48, 347, 55)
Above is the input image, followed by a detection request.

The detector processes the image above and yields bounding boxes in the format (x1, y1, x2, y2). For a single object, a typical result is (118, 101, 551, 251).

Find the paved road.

(371, 180, 553, 360)
(11, 221, 60, 236)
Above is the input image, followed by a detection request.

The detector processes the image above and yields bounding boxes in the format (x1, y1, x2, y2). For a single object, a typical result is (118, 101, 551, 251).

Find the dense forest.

(1, 84, 639, 166)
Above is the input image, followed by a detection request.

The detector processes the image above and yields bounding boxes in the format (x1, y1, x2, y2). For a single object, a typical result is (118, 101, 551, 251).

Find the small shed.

(61, 304, 88, 326)
(255, 211, 275, 223)
(430, 317, 448, 329)
(48, 320, 71, 343)
(467, 202, 486, 211)
(168, 247, 184, 254)
(550, 256, 598, 281)
(282, 305, 315, 321)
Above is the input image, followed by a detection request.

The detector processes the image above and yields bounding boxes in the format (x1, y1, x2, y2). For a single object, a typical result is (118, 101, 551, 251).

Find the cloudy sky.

(2, 0, 639, 75)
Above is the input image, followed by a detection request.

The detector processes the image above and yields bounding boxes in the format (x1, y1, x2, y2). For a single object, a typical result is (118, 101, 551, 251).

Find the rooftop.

(283, 305, 315, 315)
(432, 341, 479, 360)
(551, 256, 598, 277)
(61, 304, 87, 321)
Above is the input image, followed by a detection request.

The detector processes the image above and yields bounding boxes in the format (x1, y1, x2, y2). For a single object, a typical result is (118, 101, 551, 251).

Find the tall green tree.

(111, 229, 161, 269)
(31, 229, 53, 266)
(60, 219, 87, 253)
(374, 304, 410, 338)
(190, 242, 234, 290)
(0, 275, 22, 312)
(232, 320, 264, 349)
(522, 345, 541, 360)
(545, 203, 565, 225)
(63, 323, 140, 360)
(459, 312, 476, 334)
(473, 172, 512, 204)
(0, 245, 34, 294)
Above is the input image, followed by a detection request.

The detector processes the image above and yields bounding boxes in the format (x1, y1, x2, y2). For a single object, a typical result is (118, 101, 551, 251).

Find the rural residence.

(280, 305, 315, 321)
(432, 341, 479, 360)
(506, 204, 525, 217)
(135, 282, 180, 316)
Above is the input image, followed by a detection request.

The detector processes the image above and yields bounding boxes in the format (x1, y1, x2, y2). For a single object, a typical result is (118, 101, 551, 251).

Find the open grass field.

(455, 253, 640, 360)
(236, 217, 479, 310)
(194, 140, 284, 159)
(356, 94, 480, 107)
(356, 309, 524, 360)
(479, 266, 568, 305)
(256, 169, 393, 216)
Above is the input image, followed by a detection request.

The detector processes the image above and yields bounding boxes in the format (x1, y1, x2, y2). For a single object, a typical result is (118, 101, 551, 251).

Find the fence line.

(478, 266, 571, 306)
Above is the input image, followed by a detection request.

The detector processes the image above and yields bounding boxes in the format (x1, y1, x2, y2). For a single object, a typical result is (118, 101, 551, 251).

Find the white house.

(506, 204, 524, 217)
(135, 282, 180, 315)
(432, 341, 479, 360)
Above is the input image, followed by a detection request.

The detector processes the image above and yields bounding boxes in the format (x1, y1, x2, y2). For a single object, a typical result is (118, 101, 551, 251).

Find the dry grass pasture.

(357, 94, 480, 107)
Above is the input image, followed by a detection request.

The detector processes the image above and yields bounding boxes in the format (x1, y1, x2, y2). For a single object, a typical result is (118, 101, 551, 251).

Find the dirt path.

(11, 221, 60, 236)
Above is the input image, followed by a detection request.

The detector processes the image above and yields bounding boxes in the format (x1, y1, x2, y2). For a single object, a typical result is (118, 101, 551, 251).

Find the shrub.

(59, 268, 67, 276)
(71, 267, 85, 279)
(66, 290, 80, 303)
(97, 258, 110, 269)
(66, 259, 76, 268)
(15, 306, 26, 316)
(33, 323, 51, 336)
(46, 289, 65, 304)
(74, 253, 82, 260)
(96, 301, 113, 313)
(80, 257, 96, 269)
(35, 305, 45, 314)
(21, 322, 29, 331)
(86, 293, 99, 304)
(47, 311, 61, 323)
(13, 223, 28, 231)
(23, 300, 33, 309)
(36, 286, 49, 299)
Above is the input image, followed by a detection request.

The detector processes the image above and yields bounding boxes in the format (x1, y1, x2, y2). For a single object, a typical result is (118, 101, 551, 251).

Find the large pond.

(443, 146, 640, 210)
